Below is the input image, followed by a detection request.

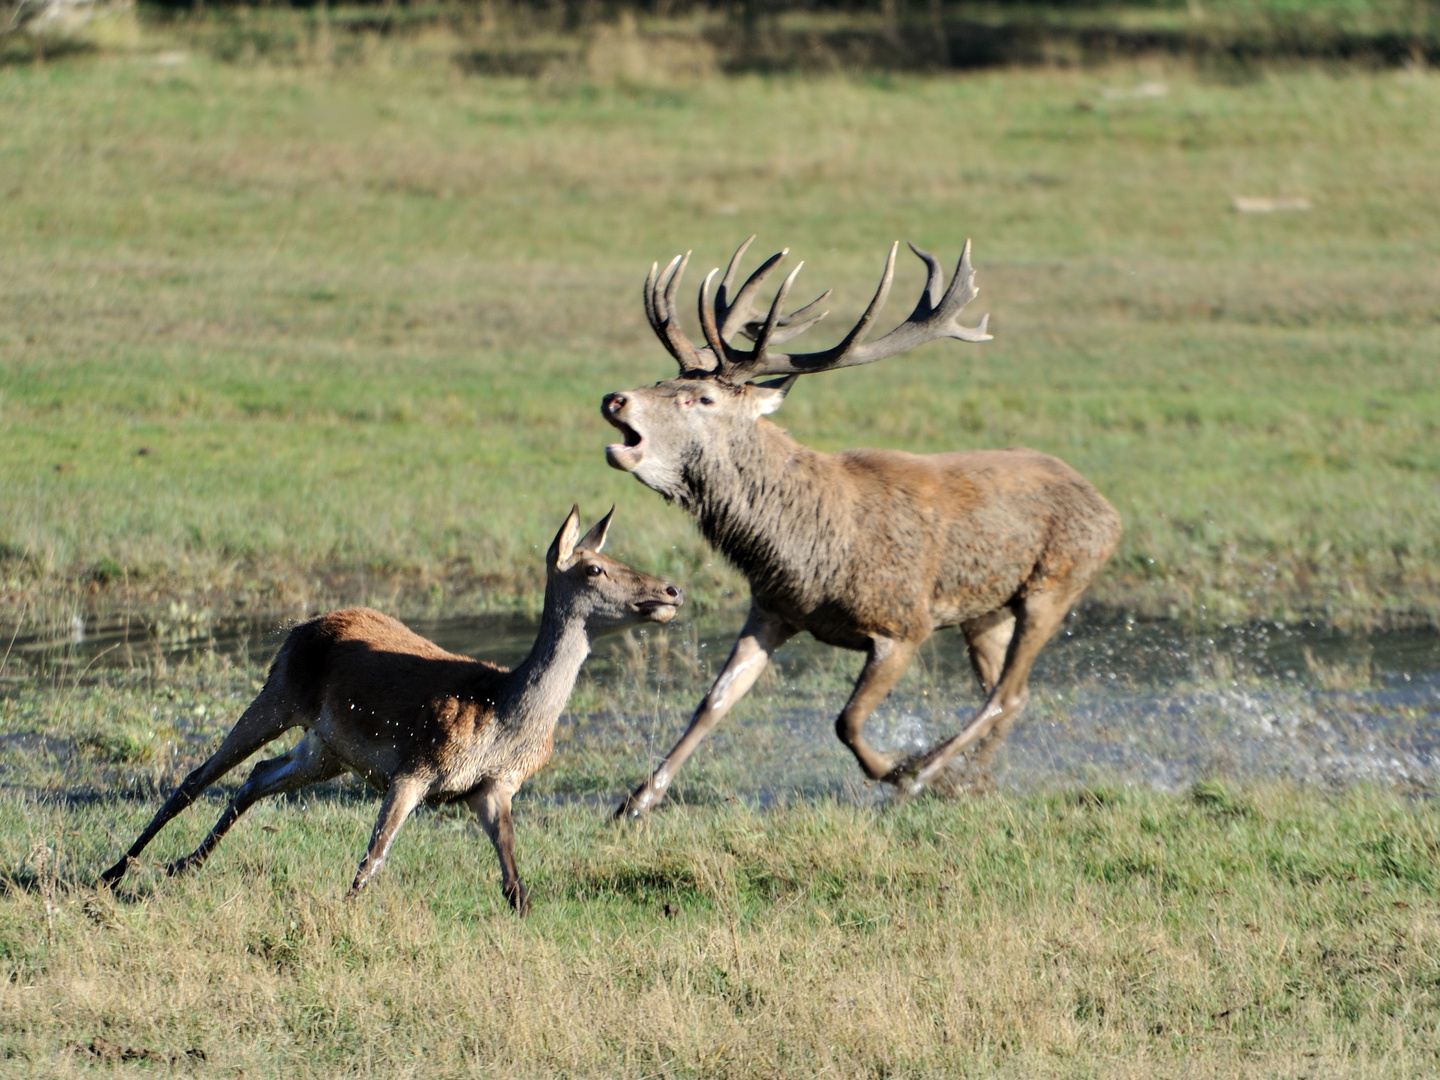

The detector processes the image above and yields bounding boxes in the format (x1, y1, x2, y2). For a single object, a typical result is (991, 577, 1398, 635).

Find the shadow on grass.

(453, 17, 1440, 77)
(0, 35, 97, 69)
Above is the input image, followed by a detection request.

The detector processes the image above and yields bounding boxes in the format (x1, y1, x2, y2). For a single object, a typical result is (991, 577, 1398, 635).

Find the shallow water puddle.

(5, 611, 1437, 800)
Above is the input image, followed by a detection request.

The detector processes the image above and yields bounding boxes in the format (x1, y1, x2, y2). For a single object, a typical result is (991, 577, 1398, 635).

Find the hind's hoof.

(164, 855, 199, 878)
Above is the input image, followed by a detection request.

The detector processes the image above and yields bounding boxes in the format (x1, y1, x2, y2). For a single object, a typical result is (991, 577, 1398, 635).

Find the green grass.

(2, 28, 1438, 1076)
(2, 26, 1438, 1076)
(2, 626, 1436, 1074)
(1, 778, 1436, 1076)
(2, 43, 1439, 629)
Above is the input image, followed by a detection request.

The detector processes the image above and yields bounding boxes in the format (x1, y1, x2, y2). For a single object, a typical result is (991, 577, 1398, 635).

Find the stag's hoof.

(880, 755, 927, 793)
(613, 787, 656, 821)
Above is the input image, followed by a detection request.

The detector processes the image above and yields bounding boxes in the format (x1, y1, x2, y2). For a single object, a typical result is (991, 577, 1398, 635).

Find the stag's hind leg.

(166, 732, 344, 878)
(100, 692, 299, 886)
(962, 608, 1016, 695)
(907, 588, 1077, 793)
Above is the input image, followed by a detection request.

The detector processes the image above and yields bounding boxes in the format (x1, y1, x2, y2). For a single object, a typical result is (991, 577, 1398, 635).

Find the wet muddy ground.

(4, 609, 1436, 806)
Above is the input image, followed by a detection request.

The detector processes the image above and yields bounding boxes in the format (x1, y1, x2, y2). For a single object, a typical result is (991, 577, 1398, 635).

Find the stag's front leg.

(615, 604, 794, 819)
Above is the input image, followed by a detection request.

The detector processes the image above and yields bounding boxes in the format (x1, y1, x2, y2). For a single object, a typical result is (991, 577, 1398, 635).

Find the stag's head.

(602, 237, 992, 503)
(544, 506, 682, 631)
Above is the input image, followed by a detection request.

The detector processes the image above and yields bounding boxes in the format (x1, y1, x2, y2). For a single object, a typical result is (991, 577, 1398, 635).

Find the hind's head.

(544, 506, 682, 634)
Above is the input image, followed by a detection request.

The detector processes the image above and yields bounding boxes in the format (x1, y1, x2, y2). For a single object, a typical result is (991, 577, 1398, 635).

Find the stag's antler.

(642, 237, 992, 381)
(644, 252, 713, 373)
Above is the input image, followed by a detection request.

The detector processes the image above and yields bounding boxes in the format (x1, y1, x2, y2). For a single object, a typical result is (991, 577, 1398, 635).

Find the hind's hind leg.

(167, 732, 344, 878)
(100, 692, 298, 887)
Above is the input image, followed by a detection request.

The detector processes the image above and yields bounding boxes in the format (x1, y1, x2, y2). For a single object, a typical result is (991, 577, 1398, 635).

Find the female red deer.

(101, 507, 682, 913)
(603, 237, 1120, 816)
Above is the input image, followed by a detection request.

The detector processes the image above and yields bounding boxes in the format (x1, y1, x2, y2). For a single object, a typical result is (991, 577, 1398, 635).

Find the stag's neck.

(499, 599, 592, 731)
(685, 420, 848, 600)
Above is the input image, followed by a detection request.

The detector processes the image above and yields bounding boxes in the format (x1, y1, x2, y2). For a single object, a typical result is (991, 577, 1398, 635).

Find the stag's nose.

(666, 585, 681, 602)
(603, 393, 626, 417)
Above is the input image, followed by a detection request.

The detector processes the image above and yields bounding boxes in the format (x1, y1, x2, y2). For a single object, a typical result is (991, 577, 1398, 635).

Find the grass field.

(1, 777, 1437, 1077)
(1, 25, 1438, 631)
(2, 16, 1439, 1077)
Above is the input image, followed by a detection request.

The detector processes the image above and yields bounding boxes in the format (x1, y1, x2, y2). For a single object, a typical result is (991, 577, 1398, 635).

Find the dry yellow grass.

(2, 785, 1437, 1077)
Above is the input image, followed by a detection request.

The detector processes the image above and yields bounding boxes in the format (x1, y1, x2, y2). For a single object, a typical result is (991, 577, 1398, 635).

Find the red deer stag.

(101, 507, 682, 914)
(603, 237, 1120, 816)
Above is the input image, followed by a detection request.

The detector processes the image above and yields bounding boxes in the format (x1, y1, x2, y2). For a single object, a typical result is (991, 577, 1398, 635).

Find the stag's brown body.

(692, 434, 1115, 647)
(605, 237, 1120, 815)
(101, 508, 681, 913)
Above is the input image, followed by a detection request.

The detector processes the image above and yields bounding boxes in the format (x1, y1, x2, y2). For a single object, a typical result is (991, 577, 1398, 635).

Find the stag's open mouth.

(604, 416, 645, 472)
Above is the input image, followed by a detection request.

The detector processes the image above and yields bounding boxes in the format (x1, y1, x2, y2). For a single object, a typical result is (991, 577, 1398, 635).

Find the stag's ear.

(547, 505, 582, 569)
(576, 506, 614, 553)
(749, 375, 797, 416)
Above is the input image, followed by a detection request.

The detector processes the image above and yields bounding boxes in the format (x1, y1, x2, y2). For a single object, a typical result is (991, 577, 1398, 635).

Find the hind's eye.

(588, 564, 603, 576)
(699, 396, 714, 406)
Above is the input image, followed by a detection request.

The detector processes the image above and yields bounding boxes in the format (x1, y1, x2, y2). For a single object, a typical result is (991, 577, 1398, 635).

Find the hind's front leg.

(348, 774, 429, 899)
(467, 779, 528, 915)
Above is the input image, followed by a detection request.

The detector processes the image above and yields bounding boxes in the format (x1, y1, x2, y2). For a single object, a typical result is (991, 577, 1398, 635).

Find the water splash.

(4, 610, 1436, 799)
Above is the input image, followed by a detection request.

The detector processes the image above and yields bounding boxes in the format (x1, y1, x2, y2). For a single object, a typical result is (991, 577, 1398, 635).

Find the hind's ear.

(576, 506, 614, 553)
(546, 505, 582, 569)
(749, 375, 797, 416)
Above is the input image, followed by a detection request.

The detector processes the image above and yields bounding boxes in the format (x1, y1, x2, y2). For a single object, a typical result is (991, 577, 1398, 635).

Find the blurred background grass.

(2, 1, 1438, 637)
(2, 20, 1437, 630)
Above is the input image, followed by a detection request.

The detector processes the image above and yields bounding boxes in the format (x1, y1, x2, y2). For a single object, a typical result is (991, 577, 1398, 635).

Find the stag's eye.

(699, 396, 714, 406)
(587, 564, 603, 577)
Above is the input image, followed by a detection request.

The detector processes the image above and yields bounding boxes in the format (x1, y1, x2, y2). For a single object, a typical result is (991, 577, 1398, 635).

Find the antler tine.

(642, 260, 662, 337)
(826, 241, 897, 358)
(907, 241, 947, 311)
(662, 251, 691, 325)
(752, 261, 805, 364)
(742, 289, 832, 345)
(698, 266, 735, 370)
(716, 235, 756, 302)
(717, 247, 789, 341)
(644, 252, 709, 372)
(937, 238, 986, 333)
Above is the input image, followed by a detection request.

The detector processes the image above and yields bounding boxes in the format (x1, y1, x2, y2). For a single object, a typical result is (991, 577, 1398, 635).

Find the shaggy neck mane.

(683, 419, 850, 608)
